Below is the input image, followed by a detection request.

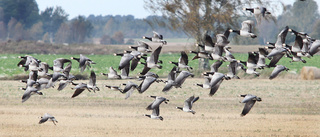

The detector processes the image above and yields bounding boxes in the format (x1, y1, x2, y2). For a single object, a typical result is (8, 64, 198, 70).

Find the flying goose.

(308, 40, 320, 57)
(204, 72, 230, 96)
(137, 73, 160, 93)
(226, 60, 242, 79)
(52, 58, 71, 73)
(203, 34, 215, 52)
(162, 67, 177, 92)
(38, 62, 52, 77)
(124, 50, 144, 71)
(17, 55, 41, 71)
(121, 81, 138, 99)
(176, 95, 199, 114)
(142, 31, 167, 44)
(174, 71, 194, 88)
(39, 113, 58, 125)
(21, 86, 43, 103)
(269, 65, 289, 80)
(169, 51, 192, 71)
(215, 33, 230, 47)
(230, 20, 257, 38)
(195, 76, 211, 89)
(105, 85, 123, 93)
(256, 47, 269, 69)
(210, 60, 223, 72)
(244, 6, 271, 24)
(144, 106, 163, 121)
(146, 96, 169, 110)
(87, 71, 99, 92)
(72, 54, 96, 72)
(210, 46, 225, 61)
(130, 40, 152, 53)
(223, 46, 236, 62)
(190, 50, 212, 60)
(139, 45, 163, 75)
(114, 52, 134, 70)
(273, 26, 290, 48)
(241, 52, 260, 76)
(101, 66, 121, 79)
(71, 82, 91, 98)
(239, 94, 262, 116)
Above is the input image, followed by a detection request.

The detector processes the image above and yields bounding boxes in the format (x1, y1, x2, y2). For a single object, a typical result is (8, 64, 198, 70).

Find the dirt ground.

(1, 78, 320, 136)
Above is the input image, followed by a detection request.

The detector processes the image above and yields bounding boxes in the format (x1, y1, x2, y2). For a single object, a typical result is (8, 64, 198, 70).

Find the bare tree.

(144, 0, 280, 69)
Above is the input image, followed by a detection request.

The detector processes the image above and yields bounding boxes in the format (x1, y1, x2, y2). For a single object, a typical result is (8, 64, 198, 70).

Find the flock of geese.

(17, 4, 320, 124)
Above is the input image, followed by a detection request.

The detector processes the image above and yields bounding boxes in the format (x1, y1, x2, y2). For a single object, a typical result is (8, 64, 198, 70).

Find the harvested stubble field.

(1, 78, 320, 136)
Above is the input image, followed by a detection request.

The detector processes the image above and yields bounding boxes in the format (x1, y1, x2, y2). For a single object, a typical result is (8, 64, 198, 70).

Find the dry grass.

(1, 78, 320, 136)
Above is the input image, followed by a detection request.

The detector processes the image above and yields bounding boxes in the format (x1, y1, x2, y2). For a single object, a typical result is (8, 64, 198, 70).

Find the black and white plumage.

(39, 113, 58, 125)
(71, 54, 95, 72)
(137, 73, 160, 93)
(204, 72, 230, 96)
(162, 67, 177, 92)
(269, 65, 289, 80)
(146, 96, 169, 110)
(130, 40, 152, 53)
(122, 81, 138, 99)
(142, 31, 167, 44)
(139, 45, 163, 75)
(144, 107, 163, 121)
(115, 52, 134, 70)
(230, 20, 257, 38)
(239, 94, 262, 116)
(244, 6, 271, 24)
(21, 86, 43, 103)
(169, 51, 192, 71)
(101, 67, 121, 79)
(53, 58, 71, 73)
(176, 95, 199, 114)
(174, 71, 194, 88)
(71, 82, 91, 98)
(87, 71, 99, 92)
(210, 60, 223, 72)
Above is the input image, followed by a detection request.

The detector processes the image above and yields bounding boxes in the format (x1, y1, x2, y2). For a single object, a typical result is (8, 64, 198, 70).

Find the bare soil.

(1, 78, 320, 136)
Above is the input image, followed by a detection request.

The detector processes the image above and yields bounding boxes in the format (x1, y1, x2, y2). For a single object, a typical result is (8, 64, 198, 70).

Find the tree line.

(0, 0, 319, 45)
(0, 0, 186, 44)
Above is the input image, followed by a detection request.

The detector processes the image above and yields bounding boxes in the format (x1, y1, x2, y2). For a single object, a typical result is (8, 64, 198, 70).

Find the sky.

(36, 0, 320, 19)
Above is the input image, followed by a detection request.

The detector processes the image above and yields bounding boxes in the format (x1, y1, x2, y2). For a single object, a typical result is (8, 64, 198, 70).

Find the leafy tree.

(0, 0, 40, 28)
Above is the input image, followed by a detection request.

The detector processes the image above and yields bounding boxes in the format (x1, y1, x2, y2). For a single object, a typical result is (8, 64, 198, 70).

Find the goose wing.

(241, 100, 257, 116)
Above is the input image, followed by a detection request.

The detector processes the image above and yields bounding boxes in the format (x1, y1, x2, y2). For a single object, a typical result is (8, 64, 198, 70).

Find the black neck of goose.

(144, 114, 151, 118)
(177, 107, 183, 110)
(246, 8, 254, 13)
(232, 30, 240, 35)
(170, 61, 178, 66)
(130, 46, 138, 50)
(72, 57, 80, 62)
(144, 36, 152, 41)
(196, 83, 203, 88)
